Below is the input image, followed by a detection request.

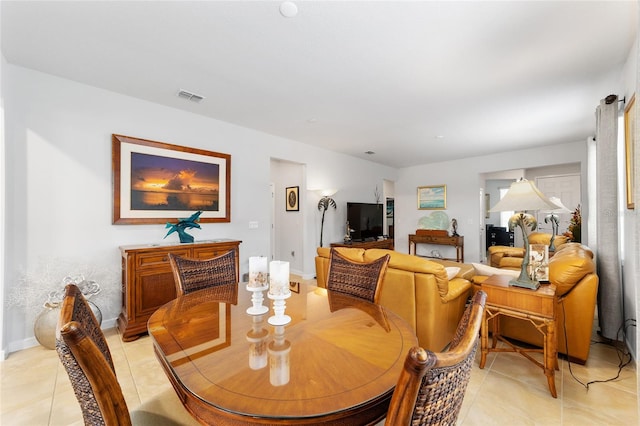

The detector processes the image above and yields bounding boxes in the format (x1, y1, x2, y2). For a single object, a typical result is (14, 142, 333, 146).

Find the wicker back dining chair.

(168, 249, 239, 303)
(326, 248, 390, 304)
(385, 290, 487, 426)
(56, 284, 200, 426)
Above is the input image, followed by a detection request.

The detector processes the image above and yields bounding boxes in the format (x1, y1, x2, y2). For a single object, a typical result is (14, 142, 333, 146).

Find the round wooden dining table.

(148, 284, 418, 426)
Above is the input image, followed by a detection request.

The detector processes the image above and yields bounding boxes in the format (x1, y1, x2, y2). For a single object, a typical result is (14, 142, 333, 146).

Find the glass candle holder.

(246, 256, 269, 315)
(268, 261, 291, 325)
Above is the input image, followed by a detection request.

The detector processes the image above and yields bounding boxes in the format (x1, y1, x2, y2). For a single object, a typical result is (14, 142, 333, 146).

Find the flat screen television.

(347, 202, 384, 241)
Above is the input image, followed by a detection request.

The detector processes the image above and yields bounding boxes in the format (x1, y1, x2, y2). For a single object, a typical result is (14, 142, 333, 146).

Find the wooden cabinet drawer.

(136, 248, 190, 268)
(193, 244, 235, 259)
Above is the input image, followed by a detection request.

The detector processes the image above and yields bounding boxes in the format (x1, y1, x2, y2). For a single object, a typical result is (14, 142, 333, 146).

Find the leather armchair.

(488, 232, 570, 269)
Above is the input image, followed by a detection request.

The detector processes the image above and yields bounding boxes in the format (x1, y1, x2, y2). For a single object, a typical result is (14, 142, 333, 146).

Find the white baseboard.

(7, 337, 38, 355)
(4, 317, 118, 357)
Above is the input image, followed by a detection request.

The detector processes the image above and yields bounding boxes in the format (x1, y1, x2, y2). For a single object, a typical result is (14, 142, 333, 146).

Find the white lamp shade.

(314, 189, 338, 198)
(489, 179, 558, 212)
(546, 197, 572, 213)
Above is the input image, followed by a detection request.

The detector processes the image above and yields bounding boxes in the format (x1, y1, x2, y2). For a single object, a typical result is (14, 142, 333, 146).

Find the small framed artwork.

(417, 185, 446, 210)
(112, 134, 231, 224)
(286, 186, 299, 211)
(289, 281, 300, 294)
(529, 244, 549, 283)
(485, 193, 491, 219)
(625, 94, 635, 210)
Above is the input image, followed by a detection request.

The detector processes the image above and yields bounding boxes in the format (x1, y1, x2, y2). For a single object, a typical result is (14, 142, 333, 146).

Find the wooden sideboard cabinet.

(330, 239, 394, 250)
(117, 239, 242, 341)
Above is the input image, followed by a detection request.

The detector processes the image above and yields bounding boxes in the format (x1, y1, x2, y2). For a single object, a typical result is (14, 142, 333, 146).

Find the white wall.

(2, 64, 397, 352)
(0, 52, 7, 359)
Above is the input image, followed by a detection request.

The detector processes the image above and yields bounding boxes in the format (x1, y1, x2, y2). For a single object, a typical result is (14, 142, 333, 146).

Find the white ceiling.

(1, 1, 637, 168)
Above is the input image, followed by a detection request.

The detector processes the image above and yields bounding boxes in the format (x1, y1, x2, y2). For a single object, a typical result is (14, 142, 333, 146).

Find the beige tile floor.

(1, 296, 638, 425)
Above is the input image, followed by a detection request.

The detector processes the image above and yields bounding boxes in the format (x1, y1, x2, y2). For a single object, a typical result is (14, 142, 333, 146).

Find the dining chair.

(168, 249, 239, 303)
(385, 290, 487, 426)
(326, 248, 390, 304)
(56, 284, 200, 426)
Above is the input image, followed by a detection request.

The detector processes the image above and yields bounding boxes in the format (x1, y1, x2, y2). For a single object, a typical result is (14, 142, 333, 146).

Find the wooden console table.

(117, 239, 241, 341)
(331, 239, 394, 250)
(408, 234, 464, 262)
(479, 275, 558, 398)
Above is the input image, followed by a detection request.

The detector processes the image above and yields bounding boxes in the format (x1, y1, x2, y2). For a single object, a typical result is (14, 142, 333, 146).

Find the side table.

(479, 275, 558, 398)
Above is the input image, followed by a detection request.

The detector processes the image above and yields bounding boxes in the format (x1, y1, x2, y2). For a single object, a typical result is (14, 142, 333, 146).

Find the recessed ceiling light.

(435, 135, 445, 139)
(365, 151, 375, 155)
(280, 1, 298, 18)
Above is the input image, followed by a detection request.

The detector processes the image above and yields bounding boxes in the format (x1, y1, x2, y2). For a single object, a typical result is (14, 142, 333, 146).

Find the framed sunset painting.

(112, 134, 231, 224)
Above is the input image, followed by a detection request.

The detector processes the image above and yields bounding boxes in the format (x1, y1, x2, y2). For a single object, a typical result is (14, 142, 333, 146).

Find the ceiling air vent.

(177, 89, 205, 103)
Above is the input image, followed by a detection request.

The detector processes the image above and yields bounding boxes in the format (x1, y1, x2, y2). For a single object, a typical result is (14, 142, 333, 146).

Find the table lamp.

(544, 196, 571, 251)
(489, 178, 559, 290)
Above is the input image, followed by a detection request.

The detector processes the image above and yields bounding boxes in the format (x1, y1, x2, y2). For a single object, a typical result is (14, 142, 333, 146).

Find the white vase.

(34, 301, 102, 350)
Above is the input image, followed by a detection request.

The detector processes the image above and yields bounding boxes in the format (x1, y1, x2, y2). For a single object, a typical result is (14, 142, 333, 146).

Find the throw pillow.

(445, 267, 460, 280)
(471, 262, 520, 278)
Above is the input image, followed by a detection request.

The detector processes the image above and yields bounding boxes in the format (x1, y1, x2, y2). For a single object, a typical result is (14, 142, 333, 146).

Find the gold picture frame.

(417, 185, 446, 210)
(529, 244, 549, 283)
(286, 186, 299, 211)
(485, 193, 491, 219)
(625, 94, 635, 210)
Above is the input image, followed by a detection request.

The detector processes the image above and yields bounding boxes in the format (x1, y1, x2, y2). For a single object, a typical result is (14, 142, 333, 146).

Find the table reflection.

(268, 325, 291, 386)
(246, 314, 268, 370)
(326, 290, 391, 332)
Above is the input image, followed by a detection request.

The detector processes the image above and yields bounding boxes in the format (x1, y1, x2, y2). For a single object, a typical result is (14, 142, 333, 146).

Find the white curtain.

(595, 96, 623, 341)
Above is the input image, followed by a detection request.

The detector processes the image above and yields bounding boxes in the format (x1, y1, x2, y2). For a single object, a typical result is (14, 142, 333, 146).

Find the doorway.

(535, 174, 581, 235)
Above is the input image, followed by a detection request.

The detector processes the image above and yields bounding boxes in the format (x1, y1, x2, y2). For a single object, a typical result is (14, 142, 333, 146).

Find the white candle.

(248, 256, 268, 288)
(269, 261, 290, 296)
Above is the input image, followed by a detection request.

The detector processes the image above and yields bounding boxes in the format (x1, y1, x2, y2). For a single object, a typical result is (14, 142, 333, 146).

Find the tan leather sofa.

(488, 232, 570, 269)
(476, 242, 598, 364)
(315, 247, 472, 352)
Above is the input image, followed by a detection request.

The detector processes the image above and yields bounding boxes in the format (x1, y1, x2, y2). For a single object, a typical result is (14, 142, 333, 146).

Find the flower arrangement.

(7, 258, 119, 321)
(564, 204, 581, 243)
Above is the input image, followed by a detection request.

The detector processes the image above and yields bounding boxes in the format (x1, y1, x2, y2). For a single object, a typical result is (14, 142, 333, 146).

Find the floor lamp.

(489, 178, 560, 290)
(316, 189, 337, 247)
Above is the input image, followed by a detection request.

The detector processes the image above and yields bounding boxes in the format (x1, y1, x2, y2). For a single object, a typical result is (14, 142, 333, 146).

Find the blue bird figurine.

(164, 211, 202, 243)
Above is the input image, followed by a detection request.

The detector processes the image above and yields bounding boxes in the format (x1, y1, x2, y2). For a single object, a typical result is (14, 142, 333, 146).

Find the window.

(499, 187, 514, 229)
